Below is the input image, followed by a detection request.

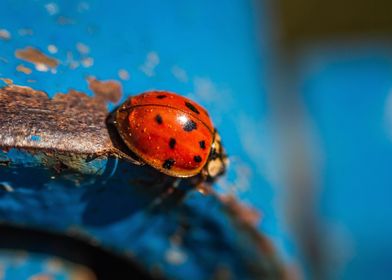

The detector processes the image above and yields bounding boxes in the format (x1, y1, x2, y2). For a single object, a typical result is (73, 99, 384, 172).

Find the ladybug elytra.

(113, 91, 227, 181)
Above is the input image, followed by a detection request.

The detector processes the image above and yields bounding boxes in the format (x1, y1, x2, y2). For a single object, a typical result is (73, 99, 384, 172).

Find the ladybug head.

(204, 130, 228, 181)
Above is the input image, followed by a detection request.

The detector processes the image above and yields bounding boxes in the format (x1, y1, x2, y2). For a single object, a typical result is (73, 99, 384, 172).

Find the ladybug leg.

(196, 181, 213, 195)
(193, 172, 213, 195)
(114, 148, 145, 165)
(149, 178, 184, 208)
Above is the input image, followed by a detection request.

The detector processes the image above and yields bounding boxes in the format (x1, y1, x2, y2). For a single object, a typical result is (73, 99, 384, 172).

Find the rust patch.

(219, 194, 261, 227)
(87, 77, 122, 104)
(218, 194, 285, 277)
(4, 84, 46, 97)
(0, 85, 108, 155)
(118, 69, 130, 80)
(28, 274, 53, 280)
(0, 84, 137, 166)
(76, 42, 90, 54)
(0, 29, 11, 40)
(16, 64, 33, 75)
(15, 47, 59, 69)
(0, 78, 13, 85)
(219, 194, 283, 260)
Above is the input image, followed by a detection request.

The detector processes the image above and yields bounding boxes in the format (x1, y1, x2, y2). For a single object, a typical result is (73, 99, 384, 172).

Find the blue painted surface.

(6, 1, 389, 279)
(0, 149, 109, 175)
(299, 43, 392, 279)
(0, 0, 285, 278)
(0, 161, 280, 279)
(29, 135, 41, 142)
(0, 250, 88, 280)
(0, 0, 277, 232)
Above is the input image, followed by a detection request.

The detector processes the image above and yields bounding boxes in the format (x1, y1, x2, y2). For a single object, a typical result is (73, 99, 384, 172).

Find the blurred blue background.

(1, 0, 392, 279)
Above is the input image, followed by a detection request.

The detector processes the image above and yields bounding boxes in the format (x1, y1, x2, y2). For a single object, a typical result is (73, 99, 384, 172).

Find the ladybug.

(113, 91, 227, 181)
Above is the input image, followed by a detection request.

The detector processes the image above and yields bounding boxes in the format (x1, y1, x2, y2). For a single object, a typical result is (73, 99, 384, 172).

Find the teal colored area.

(0, 149, 39, 167)
(0, 149, 108, 175)
(0, 250, 76, 280)
(29, 135, 41, 142)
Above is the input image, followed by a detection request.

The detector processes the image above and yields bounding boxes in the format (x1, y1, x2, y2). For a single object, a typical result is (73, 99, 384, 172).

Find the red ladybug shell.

(115, 91, 215, 177)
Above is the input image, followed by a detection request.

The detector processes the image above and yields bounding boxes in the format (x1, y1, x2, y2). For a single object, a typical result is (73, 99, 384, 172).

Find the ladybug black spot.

(185, 102, 200, 114)
(162, 158, 175, 170)
(199, 140, 206, 149)
(155, 114, 163, 124)
(194, 155, 202, 163)
(156, 94, 167, 99)
(169, 138, 176, 149)
(183, 119, 197, 132)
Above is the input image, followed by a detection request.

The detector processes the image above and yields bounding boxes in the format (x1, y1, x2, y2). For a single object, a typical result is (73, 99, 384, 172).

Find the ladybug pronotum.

(113, 91, 227, 181)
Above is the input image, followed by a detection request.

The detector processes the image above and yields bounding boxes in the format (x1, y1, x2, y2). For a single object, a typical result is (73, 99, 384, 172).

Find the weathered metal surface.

(0, 85, 111, 155)
(0, 84, 139, 174)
